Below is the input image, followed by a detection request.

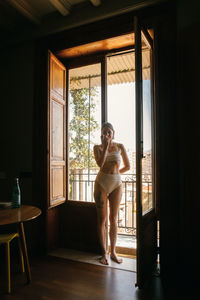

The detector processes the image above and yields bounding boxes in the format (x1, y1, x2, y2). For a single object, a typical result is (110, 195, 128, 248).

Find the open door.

(135, 17, 157, 288)
(48, 51, 67, 208)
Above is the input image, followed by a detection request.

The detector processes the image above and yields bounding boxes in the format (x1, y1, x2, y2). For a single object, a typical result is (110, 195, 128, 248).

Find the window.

(68, 63, 101, 201)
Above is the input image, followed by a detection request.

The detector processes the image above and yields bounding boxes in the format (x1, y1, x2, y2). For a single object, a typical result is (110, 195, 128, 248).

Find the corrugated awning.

(69, 49, 150, 89)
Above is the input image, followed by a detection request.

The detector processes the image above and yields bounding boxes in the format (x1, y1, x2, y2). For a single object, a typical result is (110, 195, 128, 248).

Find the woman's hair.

(101, 122, 115, 139)
(101, 122, 114, 132)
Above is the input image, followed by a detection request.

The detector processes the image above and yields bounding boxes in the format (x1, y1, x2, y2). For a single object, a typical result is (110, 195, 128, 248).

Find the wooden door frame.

(33, 7, 166, 258)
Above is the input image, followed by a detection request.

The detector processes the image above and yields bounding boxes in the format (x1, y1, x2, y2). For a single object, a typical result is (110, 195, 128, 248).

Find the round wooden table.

(0, 205, 41, 283)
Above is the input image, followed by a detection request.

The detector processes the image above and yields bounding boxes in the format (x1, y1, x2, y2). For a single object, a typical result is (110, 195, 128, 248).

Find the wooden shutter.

(48, 51, 66, 208)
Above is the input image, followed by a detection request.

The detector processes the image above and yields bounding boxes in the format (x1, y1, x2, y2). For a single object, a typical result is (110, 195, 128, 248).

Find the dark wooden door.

(135, 17, 157, 288)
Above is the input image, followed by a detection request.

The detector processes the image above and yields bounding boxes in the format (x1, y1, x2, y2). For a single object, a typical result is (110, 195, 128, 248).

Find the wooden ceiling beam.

(90, 0, 101, 7)
(8, 0, 40, 24)
(48, 0, 71, 16)
(142, 28, 153, 49)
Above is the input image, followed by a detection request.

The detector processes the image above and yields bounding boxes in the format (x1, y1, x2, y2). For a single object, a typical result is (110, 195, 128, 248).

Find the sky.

(69, 70, 152, 153)
(93, 80, 152, 152)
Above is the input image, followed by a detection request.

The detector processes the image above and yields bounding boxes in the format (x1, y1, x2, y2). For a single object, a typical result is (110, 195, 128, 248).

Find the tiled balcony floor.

(116, 234, 136, 249)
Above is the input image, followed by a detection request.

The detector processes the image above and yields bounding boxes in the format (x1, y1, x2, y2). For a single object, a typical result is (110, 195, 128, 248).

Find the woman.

(93, 122, 130, 265)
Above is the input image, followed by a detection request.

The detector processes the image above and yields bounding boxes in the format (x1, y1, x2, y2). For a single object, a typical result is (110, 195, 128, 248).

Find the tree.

(69, 82, 99, 169)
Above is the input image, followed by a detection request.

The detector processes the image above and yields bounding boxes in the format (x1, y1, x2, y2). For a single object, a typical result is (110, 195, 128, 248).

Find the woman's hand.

(101, 135, 111, 149)
(119, 143, 130, 174)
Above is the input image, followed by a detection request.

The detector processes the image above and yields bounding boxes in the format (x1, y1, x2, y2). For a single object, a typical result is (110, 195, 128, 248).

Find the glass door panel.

(141, 48, 153, 214)
(68, 64, 101, 201)
(107, 51, 136, 249)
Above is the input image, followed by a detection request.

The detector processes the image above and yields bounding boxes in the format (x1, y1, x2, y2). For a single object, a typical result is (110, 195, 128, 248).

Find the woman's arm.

(119, 143, 130, 174)
(94, 135, 112, 167)
(93, 144, 108, 168)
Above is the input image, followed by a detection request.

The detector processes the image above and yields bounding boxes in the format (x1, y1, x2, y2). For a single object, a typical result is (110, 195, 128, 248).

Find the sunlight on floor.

(48, 248, 136, 272)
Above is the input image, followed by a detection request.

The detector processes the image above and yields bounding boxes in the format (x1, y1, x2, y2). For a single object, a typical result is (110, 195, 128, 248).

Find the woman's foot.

(110, 253, 123, 264)
(99, 254, 108, 265)
(99, 254, 109, 265)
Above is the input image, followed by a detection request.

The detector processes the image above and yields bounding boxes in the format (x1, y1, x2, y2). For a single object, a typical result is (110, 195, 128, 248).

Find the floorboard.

(0, 255, 197, 300)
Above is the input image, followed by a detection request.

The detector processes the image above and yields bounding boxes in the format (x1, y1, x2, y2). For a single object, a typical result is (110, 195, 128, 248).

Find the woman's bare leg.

(109, 185, 123, 263)
(94, 181, 108, 265)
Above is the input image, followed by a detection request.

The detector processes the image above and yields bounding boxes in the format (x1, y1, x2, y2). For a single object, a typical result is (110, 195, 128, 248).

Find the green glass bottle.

(12, 178, 21, 208)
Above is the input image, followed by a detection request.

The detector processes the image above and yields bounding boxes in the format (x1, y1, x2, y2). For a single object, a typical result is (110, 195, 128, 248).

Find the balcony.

(69, 170, 152, 253)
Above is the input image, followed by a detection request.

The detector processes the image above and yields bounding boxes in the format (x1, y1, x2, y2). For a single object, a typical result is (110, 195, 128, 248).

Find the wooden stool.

(0, 233, 25, 293)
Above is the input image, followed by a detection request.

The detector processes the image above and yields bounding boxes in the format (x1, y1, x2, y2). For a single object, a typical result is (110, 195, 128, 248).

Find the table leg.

(17, 222, 31, 283)
(5, 242, 11, 293)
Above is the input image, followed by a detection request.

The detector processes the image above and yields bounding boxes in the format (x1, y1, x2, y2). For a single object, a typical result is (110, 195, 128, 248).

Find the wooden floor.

(0, 255, 197, 300)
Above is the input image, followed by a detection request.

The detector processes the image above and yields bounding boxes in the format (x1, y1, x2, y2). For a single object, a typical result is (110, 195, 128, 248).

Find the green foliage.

(69, 84, 99, 169)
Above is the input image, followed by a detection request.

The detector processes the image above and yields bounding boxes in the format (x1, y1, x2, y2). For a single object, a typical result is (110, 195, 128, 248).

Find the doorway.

(67, 41, 153, 258)
(46, 25, 157, 287)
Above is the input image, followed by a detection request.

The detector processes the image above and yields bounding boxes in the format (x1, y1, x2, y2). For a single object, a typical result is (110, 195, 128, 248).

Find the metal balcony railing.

(69, 171, 152, 237)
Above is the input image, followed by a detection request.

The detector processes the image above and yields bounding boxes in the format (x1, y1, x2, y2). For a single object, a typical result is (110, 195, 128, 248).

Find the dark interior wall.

(0, 42, 43, 255)
(176, 0, 200, 281)
(159, 0, 200, 285)
(156, 9, 179, 281)
(0, 42, 34, 202)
